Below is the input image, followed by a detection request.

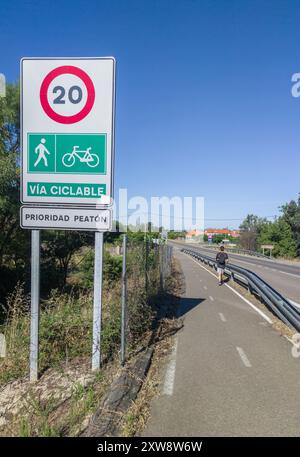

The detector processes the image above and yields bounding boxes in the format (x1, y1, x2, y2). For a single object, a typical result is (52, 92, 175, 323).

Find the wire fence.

(0, 238, 174, 384)
(118, 237, 173, 364)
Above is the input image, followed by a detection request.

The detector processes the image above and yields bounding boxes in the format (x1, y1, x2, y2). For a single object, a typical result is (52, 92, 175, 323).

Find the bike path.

(143, 248, 300, 437)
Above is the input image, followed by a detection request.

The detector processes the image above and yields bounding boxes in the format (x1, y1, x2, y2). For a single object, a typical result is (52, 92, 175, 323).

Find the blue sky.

(2, 0, 300, 228)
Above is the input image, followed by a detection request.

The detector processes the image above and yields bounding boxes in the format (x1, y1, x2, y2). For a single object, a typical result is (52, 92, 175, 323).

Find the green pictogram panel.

(28, 133, 106, 175)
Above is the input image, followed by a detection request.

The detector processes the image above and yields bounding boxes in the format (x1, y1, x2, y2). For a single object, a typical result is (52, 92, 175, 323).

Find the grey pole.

(145, 238, 149, 294)
(92, 231, 104, 371)
(121, 234, 127, 366)
(159, 243, 163, 291)
(30, 230, 40, 382)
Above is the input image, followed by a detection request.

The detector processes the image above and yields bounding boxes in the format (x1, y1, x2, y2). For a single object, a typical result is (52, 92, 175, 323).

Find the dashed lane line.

(278, 270, 300, 279)
(219, 312, 226, 322)
(236, 346, 252, 367)
(162, 337, 178, 396)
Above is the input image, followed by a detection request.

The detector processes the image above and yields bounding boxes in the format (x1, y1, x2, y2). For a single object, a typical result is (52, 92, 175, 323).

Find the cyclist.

(216, 245, 228, 285)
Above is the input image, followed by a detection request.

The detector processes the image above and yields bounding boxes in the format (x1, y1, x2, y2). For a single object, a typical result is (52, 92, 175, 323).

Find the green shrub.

(74, 249, 122, 288)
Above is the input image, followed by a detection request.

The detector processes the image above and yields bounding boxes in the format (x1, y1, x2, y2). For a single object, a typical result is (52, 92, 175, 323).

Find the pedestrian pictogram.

(34, 138, 51, 168)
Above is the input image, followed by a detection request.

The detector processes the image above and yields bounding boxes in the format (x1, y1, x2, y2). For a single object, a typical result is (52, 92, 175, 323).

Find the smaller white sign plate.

(21, 206, 111, 231)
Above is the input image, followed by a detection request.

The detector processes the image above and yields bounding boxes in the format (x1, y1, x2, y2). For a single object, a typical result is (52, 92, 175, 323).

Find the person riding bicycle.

(216, 245, 228, 286)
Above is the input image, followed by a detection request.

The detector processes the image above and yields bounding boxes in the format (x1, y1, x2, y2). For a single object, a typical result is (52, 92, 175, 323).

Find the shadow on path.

(177, 296, 206, 318)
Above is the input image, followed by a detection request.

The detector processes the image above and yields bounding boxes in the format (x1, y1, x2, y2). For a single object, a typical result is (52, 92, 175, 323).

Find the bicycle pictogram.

(62, 145, 100, 168)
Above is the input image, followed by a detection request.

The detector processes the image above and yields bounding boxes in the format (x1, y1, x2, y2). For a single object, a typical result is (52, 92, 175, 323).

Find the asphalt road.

(171, 241, 300, 304)
(143, 247, 300, 437)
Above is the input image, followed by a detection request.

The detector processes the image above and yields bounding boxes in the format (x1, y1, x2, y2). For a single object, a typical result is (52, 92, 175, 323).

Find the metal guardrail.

(199, 244, 270, 259)
(181, 248, 300, 333)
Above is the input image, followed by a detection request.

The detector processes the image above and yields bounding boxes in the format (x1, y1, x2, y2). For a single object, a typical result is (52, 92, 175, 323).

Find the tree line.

(239, 201, 300, 258)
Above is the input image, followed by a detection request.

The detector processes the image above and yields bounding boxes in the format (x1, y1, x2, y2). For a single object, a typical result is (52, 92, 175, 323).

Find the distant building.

(185, 229, 204, 242)
(204, 229, 240, 238)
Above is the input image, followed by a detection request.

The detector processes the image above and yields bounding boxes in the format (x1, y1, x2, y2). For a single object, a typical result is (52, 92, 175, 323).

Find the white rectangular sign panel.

(21, 206, 112, 231)
(21, 57, 115, 207)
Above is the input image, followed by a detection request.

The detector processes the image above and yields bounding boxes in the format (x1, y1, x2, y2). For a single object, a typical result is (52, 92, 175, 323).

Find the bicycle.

(62, 146, 99, 168)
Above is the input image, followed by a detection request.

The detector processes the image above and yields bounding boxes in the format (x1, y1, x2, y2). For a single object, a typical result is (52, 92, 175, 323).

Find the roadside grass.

(0, 285, 122, 386)
(0, 242, 167, 436)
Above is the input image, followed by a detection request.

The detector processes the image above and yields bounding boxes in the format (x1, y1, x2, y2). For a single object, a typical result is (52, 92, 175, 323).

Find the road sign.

(21, 206, 111, 231)
(21, 57, 115, 206)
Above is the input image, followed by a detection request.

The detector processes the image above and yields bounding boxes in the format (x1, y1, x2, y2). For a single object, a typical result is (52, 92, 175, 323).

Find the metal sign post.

(30, 230, 40, 382)
(145, 237, 149, 294)
(92, 232, 104, 370)
(121, 234, 127, 366)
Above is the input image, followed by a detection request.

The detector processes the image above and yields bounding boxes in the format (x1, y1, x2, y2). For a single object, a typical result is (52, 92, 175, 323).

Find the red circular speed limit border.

(40, 65, 95, 124)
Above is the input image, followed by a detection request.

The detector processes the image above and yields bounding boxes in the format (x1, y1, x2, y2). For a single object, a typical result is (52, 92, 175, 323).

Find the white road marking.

(224, 282, 273, 324)
(203, 285, 207, 290)
(236, 346, 252, 367)
(219, 312, 226, 322)
(228, 259, 257, 267)
(184, 254, 273, 324)
(278, 270, 300, 279)
(209, 295, 214, 301)
(288, 299, 300, 309)
(284, 335, 297, 345)
(162, 337, 178, 396)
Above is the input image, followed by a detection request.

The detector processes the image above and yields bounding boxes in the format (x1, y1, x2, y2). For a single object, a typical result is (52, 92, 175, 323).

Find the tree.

(0, 83, 22, 266)
(168, 230, 186, 240)
(239, 214, 267, 251)
(280, 195, 300, 256)
(211, 234, 225, 244)
(0, 83, 32, 304)
(42, 231, 89, 289)
(257, 218, 297, 258)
